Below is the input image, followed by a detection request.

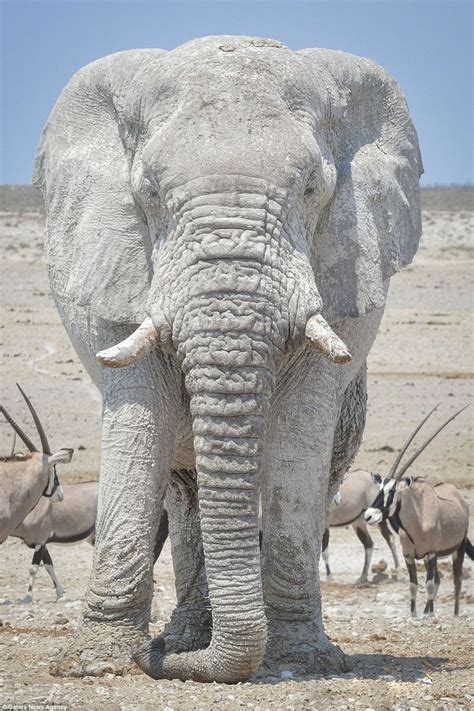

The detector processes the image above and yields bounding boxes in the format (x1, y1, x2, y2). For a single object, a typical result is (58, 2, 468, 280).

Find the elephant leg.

(327, 363, 367, 504)
(52, 337, 178, 678)
(261, 352, 348, 675)
(159, 469, 211, 653)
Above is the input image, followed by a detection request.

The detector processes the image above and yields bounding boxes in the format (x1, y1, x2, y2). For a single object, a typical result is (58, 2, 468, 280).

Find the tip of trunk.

(133, 635, 265, 683)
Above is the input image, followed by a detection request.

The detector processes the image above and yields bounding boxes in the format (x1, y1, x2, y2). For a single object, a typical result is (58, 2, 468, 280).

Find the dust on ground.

(0, 188, 473, 709)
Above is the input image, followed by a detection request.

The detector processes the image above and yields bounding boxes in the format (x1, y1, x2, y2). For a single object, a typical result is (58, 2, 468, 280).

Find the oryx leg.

(405, 556, 418, 617)
(21, 545, 43, 604)
(423, 553, 437, 616)
(452, 541, 466, 617)
(322, 528, 331, 580)
(379, 520, 401, 576)
(353, 518, 374, 585)
(42, 546, 66, 601)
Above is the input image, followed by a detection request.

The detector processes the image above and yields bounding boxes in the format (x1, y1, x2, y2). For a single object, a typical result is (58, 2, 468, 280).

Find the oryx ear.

(371, 473, 383, 486)
(33, 50, 165, 323)
(48, 448, 74, 465)
(398, 476, 413, 490)
(300, 49, 422, 321)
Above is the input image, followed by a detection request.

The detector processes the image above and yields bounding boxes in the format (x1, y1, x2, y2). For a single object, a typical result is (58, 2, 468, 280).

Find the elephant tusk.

(96, 317, 160, 368)
(305, 314, 352, 364)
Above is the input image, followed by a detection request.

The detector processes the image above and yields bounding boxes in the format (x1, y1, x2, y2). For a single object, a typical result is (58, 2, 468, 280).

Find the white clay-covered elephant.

(33, 36, 422, 683)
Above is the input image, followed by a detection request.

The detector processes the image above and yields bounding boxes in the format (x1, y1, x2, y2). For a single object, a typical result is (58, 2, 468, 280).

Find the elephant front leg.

(261, 356, 348, 676)
(159, 469, 211, 653)
(52, 361, 176, 678)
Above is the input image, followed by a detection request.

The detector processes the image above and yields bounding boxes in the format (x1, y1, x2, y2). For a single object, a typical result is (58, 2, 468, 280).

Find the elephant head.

(34, 36, 422, 681)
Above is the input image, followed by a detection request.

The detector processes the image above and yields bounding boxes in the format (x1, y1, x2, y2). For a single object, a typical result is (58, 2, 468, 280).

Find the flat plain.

(0, 187, 473, 709)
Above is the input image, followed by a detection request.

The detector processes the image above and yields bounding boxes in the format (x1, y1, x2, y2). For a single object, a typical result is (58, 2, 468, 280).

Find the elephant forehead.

(139, 36, 312, 114)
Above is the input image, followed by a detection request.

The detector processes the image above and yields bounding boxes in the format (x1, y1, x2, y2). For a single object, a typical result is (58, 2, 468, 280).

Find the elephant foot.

(159, 603, 212, 654)
(260, 620, 348, 677)
(50, 621, 147, 677)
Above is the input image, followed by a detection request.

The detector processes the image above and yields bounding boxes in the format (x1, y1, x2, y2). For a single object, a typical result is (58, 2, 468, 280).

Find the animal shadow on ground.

(344, 652, 448, 682)
(253, 653, 448, 685)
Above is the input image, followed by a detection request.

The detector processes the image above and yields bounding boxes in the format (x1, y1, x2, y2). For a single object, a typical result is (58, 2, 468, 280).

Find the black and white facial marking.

(42, 461, 63, 501)
(364, 475, 413, 525)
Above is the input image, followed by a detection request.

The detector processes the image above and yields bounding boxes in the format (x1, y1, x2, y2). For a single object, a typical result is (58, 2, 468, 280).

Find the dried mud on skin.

(0, 203, 473, 709)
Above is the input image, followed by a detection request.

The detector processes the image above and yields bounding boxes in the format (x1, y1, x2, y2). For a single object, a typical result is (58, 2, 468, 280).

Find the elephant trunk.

(128, 197, 349, 681)
(190, 371, 270, 680)
(135, 286, 274, 681)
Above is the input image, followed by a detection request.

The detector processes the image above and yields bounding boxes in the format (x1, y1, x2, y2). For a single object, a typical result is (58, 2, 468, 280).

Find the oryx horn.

(305, 314, 352, 364)
(395, 405, 469, 479)
(0, 405, 37, 453)
(16, 384, 51, 455)
(96, 317, 160, 368)
(9, 432, 17, 458)
(388, 404, 439, 479)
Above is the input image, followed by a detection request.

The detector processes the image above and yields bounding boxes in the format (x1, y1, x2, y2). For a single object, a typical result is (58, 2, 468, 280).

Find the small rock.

(372, 559, 387, 574)
(55, 614, 69, 625)
(280, 670, 293, 680)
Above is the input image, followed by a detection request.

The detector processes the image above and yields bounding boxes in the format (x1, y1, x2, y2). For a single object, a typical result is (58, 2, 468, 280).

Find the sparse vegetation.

(420, 185, 473, 212)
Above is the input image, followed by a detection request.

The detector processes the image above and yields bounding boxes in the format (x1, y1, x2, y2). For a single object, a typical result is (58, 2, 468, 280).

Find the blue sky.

(1, 0, 472, 185)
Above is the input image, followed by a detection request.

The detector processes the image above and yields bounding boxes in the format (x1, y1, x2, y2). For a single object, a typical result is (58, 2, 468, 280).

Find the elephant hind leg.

(327, 363, 367, 505)
(157, 469, 212, 654)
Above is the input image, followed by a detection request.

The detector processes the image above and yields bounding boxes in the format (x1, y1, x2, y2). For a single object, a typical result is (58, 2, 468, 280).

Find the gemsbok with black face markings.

(365, 406, 473, 617)
(1, 385, 73, 544)
(322, 469, 401, 584)
(10, 481, 98, 602)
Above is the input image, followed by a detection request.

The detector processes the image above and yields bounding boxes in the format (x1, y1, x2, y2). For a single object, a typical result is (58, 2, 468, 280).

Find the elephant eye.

(304, 173, 319, 198)
(136, 171, 162, 211)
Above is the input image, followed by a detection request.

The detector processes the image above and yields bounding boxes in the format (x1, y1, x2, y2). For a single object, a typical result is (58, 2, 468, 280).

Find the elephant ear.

(300, 49, 423, 321)
(33, 49, 165, 323)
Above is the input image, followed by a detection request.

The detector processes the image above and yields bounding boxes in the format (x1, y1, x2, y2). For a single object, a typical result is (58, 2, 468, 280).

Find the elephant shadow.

(252, 652, 449, 685)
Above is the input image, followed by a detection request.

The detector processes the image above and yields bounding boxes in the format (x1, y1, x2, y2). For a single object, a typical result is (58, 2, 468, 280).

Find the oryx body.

(12, 481, 98, 602)
(1, 386, 73, 543)
(365, 406, 472, 616)
(322, 468, 400, 584)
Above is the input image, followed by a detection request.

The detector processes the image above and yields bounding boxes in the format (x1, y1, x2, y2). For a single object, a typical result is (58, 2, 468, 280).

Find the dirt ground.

(0, 191, 473, 709)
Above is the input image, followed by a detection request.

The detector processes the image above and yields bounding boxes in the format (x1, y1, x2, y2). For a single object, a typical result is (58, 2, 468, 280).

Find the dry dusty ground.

(0, 193, 473, 709)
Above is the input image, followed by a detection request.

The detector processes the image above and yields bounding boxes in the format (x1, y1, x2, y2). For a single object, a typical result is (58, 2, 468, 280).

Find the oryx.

(1, 384, 73, 543)
(322, 468, 401, 584)
(365, 406, 473, 617)
(11, 481, 98, 602)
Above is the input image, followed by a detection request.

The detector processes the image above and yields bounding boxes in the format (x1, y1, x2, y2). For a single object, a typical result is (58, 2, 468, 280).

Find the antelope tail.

(466, 538, 474, 561)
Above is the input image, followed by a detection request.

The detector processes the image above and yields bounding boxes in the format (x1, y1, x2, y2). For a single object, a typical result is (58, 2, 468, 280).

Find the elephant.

(33, 35, 422, 683)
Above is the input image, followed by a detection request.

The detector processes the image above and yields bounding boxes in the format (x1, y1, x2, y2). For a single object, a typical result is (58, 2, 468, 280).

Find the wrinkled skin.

(34, 36, 422, 682)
